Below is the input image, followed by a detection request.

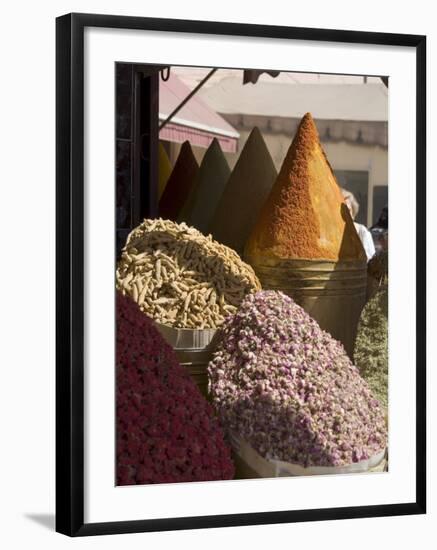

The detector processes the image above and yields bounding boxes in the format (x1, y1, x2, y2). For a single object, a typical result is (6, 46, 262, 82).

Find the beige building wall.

(322, 141, 388, 226)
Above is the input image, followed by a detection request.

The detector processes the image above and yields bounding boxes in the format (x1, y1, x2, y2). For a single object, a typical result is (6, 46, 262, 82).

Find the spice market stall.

(114, 65, 389, 483)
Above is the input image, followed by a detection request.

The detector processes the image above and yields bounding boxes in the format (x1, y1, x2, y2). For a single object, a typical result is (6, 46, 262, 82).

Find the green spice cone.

(209, 127, 277, 254)
(354, 288, 388, 409)
(178, 138, 230, 234)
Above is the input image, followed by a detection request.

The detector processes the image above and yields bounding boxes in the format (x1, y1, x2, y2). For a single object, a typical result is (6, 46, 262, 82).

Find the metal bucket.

(245, 256, 367, 358)
(155, 323, 218, 399)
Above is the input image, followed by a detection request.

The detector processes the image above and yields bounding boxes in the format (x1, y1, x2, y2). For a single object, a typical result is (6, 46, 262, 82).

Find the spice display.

(209, 127, 277, 253)
(354, 289, 388, 408)
(178, 138, 230, 234)
(158, 142, 172, 199)
(116, 218, 261, 329)
(159, 141, 199, 220)
(208, 290, 387, 467)
(116, 292, 235, 485)
(245, 113, 365, 262)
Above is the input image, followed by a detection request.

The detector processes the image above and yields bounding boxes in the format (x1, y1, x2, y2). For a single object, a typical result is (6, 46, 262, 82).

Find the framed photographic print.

(56, 12, 426, 536)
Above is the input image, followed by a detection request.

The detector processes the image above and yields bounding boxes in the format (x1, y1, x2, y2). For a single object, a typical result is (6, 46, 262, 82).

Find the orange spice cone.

(245, 113, 365, 262)
(244, 113, 367, 358)
(159, 141, 199, 220)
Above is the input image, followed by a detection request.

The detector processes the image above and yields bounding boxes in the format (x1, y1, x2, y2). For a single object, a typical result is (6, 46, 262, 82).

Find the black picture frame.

(56, 12, 426, 537)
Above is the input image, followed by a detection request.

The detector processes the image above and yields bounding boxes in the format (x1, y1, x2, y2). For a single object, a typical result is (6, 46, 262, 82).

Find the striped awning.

(159, 73, 239, 153)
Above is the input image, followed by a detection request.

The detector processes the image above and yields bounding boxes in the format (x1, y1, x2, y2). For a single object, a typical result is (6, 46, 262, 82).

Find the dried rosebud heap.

(208, 290, 387, 468)
(117, 292, 234, 484)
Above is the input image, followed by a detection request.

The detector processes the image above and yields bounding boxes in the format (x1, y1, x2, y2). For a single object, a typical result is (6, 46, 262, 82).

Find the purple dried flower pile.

(208, 291, 387, 467)
(117, 292, 234, 485)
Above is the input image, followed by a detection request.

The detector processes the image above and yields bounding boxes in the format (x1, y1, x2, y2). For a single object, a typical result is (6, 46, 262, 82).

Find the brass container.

(155, 323, 218, 399)
(246, 256, 367, 358)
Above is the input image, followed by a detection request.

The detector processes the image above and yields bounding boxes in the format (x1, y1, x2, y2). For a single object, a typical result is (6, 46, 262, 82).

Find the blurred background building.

(165, 68, 388, 227)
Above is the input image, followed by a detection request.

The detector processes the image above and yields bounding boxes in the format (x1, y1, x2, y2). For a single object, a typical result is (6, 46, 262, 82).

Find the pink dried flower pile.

(117, 292, 234, 485)
(208, 291, 387, 467)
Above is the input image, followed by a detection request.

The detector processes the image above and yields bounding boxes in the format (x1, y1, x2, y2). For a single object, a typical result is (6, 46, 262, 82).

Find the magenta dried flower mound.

(116, 292, 234, 485)
(208, 290, 387, 468)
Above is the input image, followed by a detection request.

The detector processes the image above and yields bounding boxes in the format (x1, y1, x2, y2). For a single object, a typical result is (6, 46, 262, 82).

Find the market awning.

(159, 72, 239, 153)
